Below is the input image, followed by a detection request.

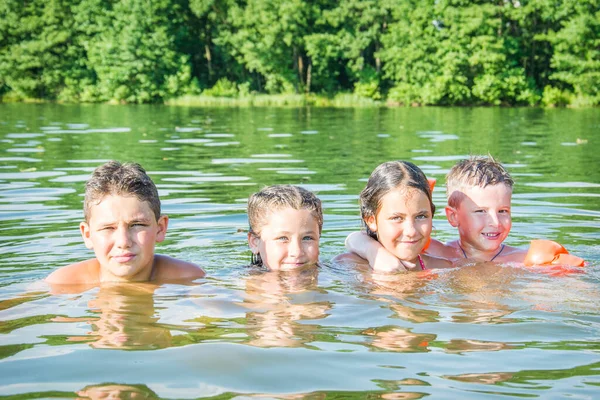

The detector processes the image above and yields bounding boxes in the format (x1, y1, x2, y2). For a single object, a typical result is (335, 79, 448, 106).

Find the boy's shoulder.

(443, 241, 526, 263)
(45, 259, 101, 285)
(153, 254, 206, 282)
(494, 245, 527, 263)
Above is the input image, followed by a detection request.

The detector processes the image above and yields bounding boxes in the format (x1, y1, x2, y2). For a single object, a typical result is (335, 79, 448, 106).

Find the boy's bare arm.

(344, 232, 407, 272)
(426, 239, 462, 260)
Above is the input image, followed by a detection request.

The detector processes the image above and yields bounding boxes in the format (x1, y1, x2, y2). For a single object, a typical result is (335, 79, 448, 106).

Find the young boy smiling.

(46, 161, 205, 286)
(435, 156, 526, 262)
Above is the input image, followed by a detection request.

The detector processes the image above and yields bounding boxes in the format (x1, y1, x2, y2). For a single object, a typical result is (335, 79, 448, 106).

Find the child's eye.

(302, 235, 316, 241)
(474, 209, 486, 214)
(499, 209, 510, 214)
(276, 236, 289, 242)
(416, 214, 429, 220)
(390, 216, 404, 222)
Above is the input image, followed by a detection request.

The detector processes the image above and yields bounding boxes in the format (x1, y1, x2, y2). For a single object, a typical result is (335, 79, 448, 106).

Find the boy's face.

(366, 187, 433, 262)
(80, 194, 168, 282)
(248, 207, 320, 271)
(446, 184, 512, 254)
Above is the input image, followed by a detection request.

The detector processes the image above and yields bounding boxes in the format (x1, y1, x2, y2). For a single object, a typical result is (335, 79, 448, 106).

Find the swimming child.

(334, 160, 453, 272)
(247, 185, 322, 271)
(346, 156, 584, 268)
(45, 161, 205, 286)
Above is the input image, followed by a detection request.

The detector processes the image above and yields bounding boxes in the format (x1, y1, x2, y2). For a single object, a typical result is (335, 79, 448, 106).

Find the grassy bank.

(165, 93, 383, 107)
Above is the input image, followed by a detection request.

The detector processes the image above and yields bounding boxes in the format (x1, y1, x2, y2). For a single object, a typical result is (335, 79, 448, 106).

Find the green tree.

(189, 0, 244, 89)
(0, 0, 86, 100)
(545, 3, 600, 105)
(304, 0, 391, 97)
(216, 0, 326, 93)
(84, 0, 192, 103)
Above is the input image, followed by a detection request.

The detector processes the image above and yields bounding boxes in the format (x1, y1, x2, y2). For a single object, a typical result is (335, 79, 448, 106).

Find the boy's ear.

(365, 215, 377, 233)
(248, 232, 260, 253)
(80, 222, 93, 249)
(445, 206, 459, 227)
(156, 215, 168, 242)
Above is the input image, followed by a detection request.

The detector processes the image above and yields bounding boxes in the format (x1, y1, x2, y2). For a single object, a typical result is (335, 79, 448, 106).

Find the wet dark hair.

(84, 160, 161, 222)
(359, 161, 435, 239)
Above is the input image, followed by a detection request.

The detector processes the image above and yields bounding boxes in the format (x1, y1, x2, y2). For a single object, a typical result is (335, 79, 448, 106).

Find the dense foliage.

(0, 0, 598, 105)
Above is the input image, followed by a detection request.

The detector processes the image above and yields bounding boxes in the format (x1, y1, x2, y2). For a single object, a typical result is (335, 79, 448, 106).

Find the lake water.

(0, 104, 599, 399)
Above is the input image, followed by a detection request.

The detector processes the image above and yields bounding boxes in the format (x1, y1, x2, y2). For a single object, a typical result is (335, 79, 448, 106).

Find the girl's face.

(248, 207, 320, 271)
(365, 187, 432, 262)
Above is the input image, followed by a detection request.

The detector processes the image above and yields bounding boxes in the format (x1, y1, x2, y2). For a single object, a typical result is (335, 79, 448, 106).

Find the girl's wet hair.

(84, 160, 161, 222)
(359, 161, 435, 239)
(248, 185, 323, 237)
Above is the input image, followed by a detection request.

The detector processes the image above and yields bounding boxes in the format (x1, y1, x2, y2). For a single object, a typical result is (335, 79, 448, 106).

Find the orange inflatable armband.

(523, 240, 585, 267)
(421, 177, 436, 253)
(427, 178, 436, 193)
(422, 237, 431, 252)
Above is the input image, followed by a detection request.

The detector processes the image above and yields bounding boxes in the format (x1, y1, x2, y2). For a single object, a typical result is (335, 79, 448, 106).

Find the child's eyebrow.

(129, 217, 153, 223)
(274, 229, 319, 235)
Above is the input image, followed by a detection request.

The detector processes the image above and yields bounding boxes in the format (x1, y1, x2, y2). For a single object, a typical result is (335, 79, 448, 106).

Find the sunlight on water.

(0, 105, 598, 398)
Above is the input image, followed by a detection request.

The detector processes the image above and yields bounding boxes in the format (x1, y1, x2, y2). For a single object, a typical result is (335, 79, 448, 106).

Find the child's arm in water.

(346, 231, 460, 270)
(345, 232, 408, 272)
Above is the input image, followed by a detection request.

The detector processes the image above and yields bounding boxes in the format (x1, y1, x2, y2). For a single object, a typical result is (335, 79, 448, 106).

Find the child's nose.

(288, 239, 304, 257)
(488, 212, 500, 226)
(114, 226, 132, 248)
(404, 220, 418, 237)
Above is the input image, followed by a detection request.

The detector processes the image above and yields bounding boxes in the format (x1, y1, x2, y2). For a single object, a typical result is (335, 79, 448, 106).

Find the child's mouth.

(113, 253, 136, 263)
(482, 233, 501, 239)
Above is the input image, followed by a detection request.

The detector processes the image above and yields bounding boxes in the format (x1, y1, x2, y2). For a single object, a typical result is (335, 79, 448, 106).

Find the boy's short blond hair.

(248, 185, 323, 236)
(84, 161, 161, 222)
(446, 156, 514, 208)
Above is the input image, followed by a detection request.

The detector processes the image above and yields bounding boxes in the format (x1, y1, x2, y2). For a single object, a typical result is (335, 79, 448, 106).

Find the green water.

(0, 104, 599, 399)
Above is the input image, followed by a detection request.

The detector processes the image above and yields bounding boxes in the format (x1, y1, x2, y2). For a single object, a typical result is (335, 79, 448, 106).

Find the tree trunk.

(306, 60, 312, 94)
(205, 44, 213, 79)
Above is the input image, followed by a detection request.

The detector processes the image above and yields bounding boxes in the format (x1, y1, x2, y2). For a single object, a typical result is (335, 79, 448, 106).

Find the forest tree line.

(1, 0, 598, 106)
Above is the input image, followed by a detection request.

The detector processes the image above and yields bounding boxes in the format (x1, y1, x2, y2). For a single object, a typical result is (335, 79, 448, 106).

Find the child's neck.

(458, 241, 505, 262)
(398, 255, 425, 271)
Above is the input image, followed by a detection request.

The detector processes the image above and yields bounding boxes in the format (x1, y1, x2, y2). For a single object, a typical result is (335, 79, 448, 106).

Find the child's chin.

(275, 262, 316, 271)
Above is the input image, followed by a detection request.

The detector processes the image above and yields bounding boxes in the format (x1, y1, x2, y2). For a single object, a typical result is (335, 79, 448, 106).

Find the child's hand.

(370, 249, 407, 273)
(345, 231, 407, 273)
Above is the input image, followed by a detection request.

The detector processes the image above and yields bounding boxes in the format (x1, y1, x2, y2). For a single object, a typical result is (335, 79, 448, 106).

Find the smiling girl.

(335, 161, 452, 272)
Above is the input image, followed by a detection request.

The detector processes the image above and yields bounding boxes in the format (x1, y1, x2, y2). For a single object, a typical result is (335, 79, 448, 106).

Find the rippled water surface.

(1, 104, 599, 399)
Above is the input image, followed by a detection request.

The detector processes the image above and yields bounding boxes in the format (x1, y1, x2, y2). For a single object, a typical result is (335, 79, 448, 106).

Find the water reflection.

(353, 267, 439, 352)
(241, 266, 331, 348)
(76, 383, 159, 399)
(58, 284, 172, 350)
(363, 326, 435, 353)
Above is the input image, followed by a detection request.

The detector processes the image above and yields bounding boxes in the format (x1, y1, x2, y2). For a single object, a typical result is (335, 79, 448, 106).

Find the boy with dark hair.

(46, 161, 205, 286)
